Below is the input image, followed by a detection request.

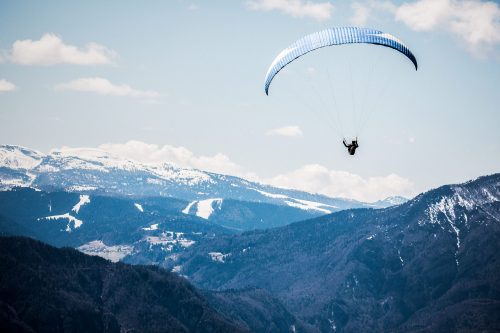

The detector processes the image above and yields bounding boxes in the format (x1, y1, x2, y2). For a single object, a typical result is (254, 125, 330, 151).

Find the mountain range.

(1, 143, 499, 332)
(0, 144, 405, 214)
(0, 144, 407, 275)
(179, 174, 500, 332)
(1, 174, 498, 332)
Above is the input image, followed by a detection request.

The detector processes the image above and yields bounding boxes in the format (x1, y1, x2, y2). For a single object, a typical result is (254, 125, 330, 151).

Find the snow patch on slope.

(426, 187, 499, 227)
(286, 198, 335, 214)
(134, 203, 144, 212)
(252, 188, 335, 214)
(38, 213, 83, 232)
(252, 188, 288, 199)
(142, 223, 158, 231)
(72, 195, 90, 214)
(196, 198, 223, 219)
(182, 201, 196, 214)
(182, 198, 223, 219)
(424, 184, 500, 265)
(426, 196, 463, 266)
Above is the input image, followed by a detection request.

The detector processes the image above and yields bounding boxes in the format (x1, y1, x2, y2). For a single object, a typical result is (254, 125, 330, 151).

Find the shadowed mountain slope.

(180, 174, 500, 332)
(0, 236, 247, 333)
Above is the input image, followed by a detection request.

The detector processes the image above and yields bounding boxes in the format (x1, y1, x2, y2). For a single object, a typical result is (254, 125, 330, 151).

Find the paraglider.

(343, 138, 359, 155)
(263, 27, 417, 156)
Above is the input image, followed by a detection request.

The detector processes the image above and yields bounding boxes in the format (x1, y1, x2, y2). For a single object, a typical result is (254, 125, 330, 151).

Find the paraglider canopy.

(264, 27, 417, 95)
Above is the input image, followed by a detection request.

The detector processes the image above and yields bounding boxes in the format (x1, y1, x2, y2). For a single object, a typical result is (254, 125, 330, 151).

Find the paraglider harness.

(343, 138, 359, 155)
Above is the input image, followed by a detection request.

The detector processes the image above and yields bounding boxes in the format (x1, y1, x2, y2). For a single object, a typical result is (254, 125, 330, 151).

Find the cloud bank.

(396, 0, 500, 55)
(345, 0, 499, 57)
(55, 77, 160, 99)
(98, 141, 253, 179)
(246, 0, 334, 21)
(267, 125, 303, 137)
(350, 2, 370, 26)
(7, 33, 116, 65)
(0, 79, 16, 92)
(266, 164, 415, 202)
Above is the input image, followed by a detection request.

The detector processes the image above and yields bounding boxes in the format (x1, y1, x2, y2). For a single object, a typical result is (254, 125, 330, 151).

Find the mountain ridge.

(179, 173, 500, 332)
(1, 144, 499, 331)
(0, 144, 406, 212)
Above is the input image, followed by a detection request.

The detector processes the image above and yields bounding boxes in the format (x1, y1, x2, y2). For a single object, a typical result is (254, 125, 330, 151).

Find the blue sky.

(0, 0, 499, 201)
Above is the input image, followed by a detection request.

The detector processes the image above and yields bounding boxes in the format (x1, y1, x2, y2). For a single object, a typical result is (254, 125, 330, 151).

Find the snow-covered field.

(78, 240, 134, 262)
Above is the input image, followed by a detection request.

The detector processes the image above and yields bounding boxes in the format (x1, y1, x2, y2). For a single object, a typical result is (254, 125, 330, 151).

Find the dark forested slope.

(0, 236, 247, 333)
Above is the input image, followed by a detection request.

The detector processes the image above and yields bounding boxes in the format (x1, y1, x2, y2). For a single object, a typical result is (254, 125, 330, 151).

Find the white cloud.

(55, 77, 160, 99)
(267, 164, 415, 202)
(350, 2, 370, 26)
(0, 79, 16, 92)
(394, 0, 500, 56)
(369, 0, 397, 13)
(246, 0, 334, 21)
(395, 0, 450, 30)
(8, 33, 116, 65)
(267, 125, 303, 137)
(188, 3, 199, 10)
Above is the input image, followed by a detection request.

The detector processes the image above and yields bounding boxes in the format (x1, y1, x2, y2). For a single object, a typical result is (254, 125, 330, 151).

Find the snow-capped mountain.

(0, 144, 404, 214)
(370, 195, 408, 207)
